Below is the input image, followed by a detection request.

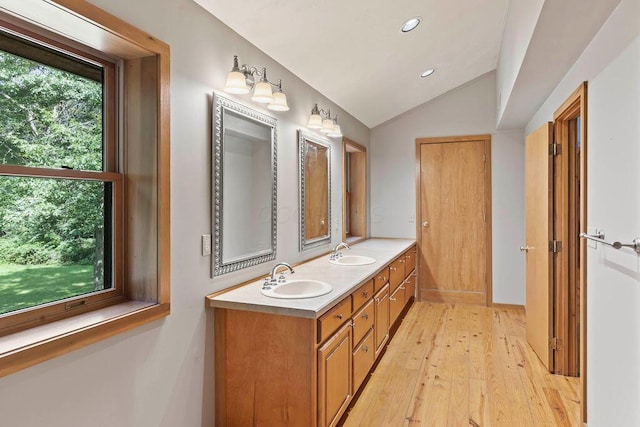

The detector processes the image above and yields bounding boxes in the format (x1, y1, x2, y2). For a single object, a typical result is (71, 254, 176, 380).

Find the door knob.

(520, 246, 531, 252)
(422, 221, 429, 228)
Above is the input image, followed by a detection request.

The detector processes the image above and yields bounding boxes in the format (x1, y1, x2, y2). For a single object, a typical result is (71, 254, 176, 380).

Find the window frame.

(0, 23, 125, 335)
(0, 0, 170, 378)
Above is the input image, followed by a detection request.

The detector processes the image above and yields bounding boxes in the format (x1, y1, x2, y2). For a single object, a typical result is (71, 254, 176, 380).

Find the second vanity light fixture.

(307, 103, 343, 137)
(223, 55, 289, 111)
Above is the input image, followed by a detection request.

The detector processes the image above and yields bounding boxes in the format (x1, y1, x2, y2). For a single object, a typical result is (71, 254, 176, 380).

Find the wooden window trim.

(0, 0, 170, 378)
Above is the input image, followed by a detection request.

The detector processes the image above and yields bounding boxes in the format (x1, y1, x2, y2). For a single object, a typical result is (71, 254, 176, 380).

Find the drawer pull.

(390, 267, 397, 271)
(362, 291, 369, 298)
(336, 314, 343, 320)
(363, 313, 369, 320)
(374, 298, 380, 303)
(399, 259, 405, 263)
(399, 285, 406, 290)
(390, 296, 397, 301)
(405, 254, 411, 259)
(363, 346, 369, 353)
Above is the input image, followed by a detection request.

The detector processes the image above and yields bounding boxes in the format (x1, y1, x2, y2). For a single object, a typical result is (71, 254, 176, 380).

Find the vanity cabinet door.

(374, 284, 390, 356)
(389, 257, 406, 292)
(352, 328, 375, 391)
(389, 284, 406, 326)
(404, 247, 416, 274)
(404, 272, 416, 304)
(318, 322, 353, 427)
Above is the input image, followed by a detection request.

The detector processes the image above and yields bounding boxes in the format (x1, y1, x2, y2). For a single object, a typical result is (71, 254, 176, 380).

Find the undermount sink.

(261, 279, 333, 299)
(329, 255, 376, 266)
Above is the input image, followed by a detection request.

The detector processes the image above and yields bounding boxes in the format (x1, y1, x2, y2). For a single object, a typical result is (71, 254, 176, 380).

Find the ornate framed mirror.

(298, 129, 331, 251)
(212, 93, 277, 276)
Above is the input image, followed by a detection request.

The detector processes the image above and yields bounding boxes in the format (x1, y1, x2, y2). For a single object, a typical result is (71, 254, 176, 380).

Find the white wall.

(0, 0, 370, 426)
(525, 0, 640, 423)
(496, 0, 544, 123)
(370, 72, 526, 305)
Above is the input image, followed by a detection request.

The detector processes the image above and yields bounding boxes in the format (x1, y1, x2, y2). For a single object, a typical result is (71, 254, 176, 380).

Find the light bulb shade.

(251, 81, 273, 103)
(328, 124, 342, 137)
(320, 118, 335, 133)
(267, 91, 289, 111)
(224, 71, 250, 94)
(307, 114, 323, 129)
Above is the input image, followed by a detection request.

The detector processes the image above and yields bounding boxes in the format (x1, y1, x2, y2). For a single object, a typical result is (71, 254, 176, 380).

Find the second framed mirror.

(343, 138, 367, 244)
(298, 130, 331, 251)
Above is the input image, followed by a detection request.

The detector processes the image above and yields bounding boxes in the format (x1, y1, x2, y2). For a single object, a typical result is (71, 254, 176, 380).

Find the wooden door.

(524, 122, 554, 370)
(416, 135, 492, 305)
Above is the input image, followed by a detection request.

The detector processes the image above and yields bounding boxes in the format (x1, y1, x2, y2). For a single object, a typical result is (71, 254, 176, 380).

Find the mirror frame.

(298, 129, 331, 251)
(212, 92, 278, 276)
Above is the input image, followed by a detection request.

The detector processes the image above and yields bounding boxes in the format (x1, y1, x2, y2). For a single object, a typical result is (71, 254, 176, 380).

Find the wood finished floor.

(343, 302, 581, 426)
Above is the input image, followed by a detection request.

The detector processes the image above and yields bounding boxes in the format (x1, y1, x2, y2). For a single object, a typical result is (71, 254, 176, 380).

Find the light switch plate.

(202, 234, 212, 256)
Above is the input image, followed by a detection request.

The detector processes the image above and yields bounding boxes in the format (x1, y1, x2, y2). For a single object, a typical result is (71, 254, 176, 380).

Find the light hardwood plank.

(343, 302, 581, 426)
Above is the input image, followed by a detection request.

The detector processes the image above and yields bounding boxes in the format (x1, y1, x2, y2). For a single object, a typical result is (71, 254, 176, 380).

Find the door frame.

(414, 134, 493, 306)
(552, 82, 588, 423)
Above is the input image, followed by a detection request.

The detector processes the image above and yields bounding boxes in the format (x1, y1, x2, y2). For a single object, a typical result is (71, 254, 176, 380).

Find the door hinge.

(549, 143, 561, 156)
(550, 337, 560, 351)
(549, 240, 562, 253)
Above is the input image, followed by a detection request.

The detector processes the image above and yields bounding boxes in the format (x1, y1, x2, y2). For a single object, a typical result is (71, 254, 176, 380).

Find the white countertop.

(206, 238, 415, 319)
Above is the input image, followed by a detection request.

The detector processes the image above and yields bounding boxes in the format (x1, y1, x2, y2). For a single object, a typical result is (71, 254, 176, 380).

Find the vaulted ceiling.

(194, 0, 621, 130)
(195, 0, 509, 128)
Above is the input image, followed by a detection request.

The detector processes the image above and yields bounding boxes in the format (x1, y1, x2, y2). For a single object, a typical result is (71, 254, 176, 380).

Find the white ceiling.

(195, 0, 510, 128)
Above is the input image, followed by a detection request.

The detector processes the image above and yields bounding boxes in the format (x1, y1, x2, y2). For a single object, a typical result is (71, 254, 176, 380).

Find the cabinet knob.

(362, 291, 369, 298)
(399, 259, 405, 263)
(422, 221, 430, 228)
(336, 314, 343, 320)
(363, 313, 369, 320)
(390, 267, 397, 271)
(363, 346, 369, 353)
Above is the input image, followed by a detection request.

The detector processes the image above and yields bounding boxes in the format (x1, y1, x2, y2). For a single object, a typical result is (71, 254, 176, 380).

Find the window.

(0, 26, 123, 335)
(0, 0, 170, 378)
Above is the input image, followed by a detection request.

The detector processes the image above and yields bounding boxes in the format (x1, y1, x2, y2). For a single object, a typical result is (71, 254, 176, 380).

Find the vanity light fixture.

(401, 16, 422, 33)
(420, 68, 436, 78)
(223, 55, 289, 111)
(307, 103, 343, 137)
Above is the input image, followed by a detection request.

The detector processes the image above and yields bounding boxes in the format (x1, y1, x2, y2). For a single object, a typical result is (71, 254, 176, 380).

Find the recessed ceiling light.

(420, 69, 436, 78)
(400, 17, 421, 33)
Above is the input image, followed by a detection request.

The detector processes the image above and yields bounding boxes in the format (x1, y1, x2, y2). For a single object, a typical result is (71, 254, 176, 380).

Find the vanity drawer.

(318, 296, 352, 343)
(352, 279, 374, 310)
(353, 328, 375, 391)
(352, 298, 374, 346)
(374, 267, 389, 292)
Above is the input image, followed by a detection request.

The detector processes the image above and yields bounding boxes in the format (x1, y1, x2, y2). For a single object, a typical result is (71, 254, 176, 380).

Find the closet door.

(523, 122, 554, 370)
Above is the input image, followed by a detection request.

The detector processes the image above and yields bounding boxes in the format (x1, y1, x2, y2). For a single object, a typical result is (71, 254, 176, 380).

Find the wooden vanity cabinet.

(212, 243, 417, 427)
(318, 322, 353, 427)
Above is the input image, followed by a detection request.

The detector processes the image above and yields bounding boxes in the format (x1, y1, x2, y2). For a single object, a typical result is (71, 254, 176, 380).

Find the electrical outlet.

(202, 234, 212, 256)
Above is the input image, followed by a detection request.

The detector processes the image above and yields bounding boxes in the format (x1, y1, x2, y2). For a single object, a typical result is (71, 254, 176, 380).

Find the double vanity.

(206, 238, 416, 426)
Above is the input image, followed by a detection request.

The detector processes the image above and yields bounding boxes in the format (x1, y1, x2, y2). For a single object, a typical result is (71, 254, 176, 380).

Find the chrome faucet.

(330, 242, 351, 260)
(269, 262, 295, 284)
